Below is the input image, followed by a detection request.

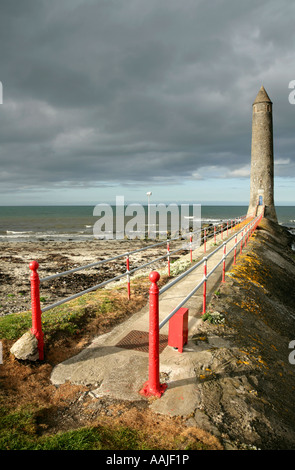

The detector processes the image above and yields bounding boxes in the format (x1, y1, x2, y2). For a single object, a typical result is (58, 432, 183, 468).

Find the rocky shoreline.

(0, 238, 187, 316)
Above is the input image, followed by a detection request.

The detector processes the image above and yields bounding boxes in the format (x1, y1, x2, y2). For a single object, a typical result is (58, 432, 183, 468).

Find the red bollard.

(240, 231, 243, 254)
(222, 243, 226, 283)
(140, 272, 167, 398)
(126, 255, 131, 300)
(29, 261, 44, 360)
(167, 241, 170, 277)
(214, 226, 216, 244)
(202, 257, 207, 315)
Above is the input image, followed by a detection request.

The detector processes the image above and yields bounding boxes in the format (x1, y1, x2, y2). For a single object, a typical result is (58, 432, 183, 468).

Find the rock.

(10, 331, 39, 361)
(193, 409, 222, 437)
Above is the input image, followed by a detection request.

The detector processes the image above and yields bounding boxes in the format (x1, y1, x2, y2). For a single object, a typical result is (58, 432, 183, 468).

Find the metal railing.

(158, 212, 262, 329)
(38, 237, 189, 313)
(139, 209, 264, 398)
(34, 213, 249, 313)
(28, 211, 252, 360)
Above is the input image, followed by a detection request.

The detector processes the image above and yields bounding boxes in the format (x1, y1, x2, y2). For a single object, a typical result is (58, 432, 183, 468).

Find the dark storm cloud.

(0, 0, 295, 194)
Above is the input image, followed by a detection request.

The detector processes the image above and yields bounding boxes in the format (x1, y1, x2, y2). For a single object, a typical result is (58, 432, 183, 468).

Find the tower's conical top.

(253, 85, 272, 104)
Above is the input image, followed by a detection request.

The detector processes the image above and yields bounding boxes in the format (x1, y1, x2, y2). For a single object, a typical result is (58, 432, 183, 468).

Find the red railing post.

(234, 235, 237, 265)
(190, 233, 193, 262)
(240, 231, 243, 254)
(167, 240, 170, 277)
(214, 225, 216, 244)
(29, 261, 44, 360)
(140, 272, 167, 398)
(223, 242, 226, 281)
(202, 257, 207, 315)
(126, 254, 131, 300)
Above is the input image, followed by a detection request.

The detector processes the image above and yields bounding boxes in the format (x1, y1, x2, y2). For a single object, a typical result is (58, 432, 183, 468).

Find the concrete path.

(50, 226, 246, 417)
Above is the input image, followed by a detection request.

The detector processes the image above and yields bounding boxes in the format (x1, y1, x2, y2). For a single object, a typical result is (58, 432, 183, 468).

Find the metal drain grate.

(115, 330, 168, 353)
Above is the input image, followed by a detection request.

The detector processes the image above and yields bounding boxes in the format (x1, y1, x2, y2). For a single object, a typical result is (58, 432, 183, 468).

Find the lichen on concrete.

(194, 218, 295, 449)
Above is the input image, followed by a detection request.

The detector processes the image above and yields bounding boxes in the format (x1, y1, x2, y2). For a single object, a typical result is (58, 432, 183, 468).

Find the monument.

(247, 86, 278, 222)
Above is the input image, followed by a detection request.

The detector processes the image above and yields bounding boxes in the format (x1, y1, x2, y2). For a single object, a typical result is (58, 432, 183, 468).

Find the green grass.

(0, 291, 116, 341)
(202, 310, 225, 324)
(0, 275, 215, 451)
(0, 406, 38, 450)
(0, 405, 148, 450)
(0, 404, 212, 450)
(0, 306, 87, 341)
(0, 311, 32, 340)
(0, 287, 153, 451)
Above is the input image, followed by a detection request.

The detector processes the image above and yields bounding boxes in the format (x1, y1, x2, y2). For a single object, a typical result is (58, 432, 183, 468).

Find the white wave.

(6, 230, 33, 234)
(202, 218, 222, 223)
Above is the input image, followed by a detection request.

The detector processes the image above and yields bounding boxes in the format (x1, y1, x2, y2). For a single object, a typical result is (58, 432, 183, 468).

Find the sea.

(0, 205, 294, 243)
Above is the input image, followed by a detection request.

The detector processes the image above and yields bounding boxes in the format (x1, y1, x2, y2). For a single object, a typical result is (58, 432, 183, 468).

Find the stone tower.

(247, 86, 277, 222)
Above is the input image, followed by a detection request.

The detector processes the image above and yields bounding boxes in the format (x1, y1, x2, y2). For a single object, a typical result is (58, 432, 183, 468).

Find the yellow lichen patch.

(227, 249, 272, 291)
(257, 357, 269, 369)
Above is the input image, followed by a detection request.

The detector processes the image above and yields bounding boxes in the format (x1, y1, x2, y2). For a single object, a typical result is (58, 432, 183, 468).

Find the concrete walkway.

(50, 226, 246, 417)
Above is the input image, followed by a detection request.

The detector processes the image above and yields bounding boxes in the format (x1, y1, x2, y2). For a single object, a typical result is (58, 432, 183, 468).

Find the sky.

(0, 0, 294, 206)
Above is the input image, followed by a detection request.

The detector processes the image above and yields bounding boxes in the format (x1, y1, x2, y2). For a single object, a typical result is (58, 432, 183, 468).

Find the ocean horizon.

(0, 205, 294, 242)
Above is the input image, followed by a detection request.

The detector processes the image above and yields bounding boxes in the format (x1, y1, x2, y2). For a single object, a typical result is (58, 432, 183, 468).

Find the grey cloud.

(0, 0, 295, 196)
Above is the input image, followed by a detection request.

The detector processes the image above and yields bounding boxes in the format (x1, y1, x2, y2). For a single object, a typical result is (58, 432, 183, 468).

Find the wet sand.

(0, 238, 187, 315)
